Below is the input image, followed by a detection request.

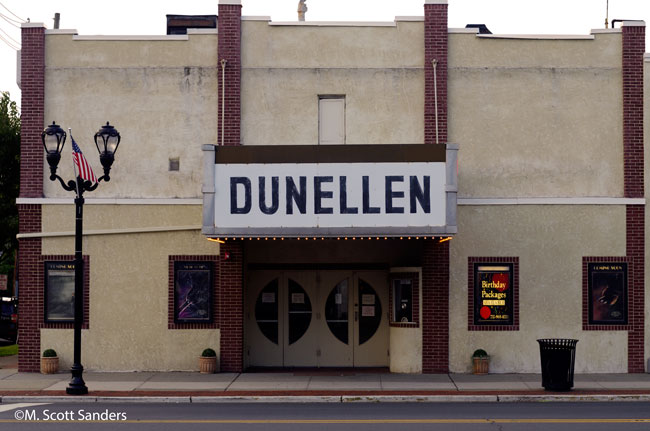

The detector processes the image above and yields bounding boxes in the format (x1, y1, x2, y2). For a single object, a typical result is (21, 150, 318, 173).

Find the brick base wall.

(422, 239, 449, 373)
(17, 205, 42, 372)
(218, 242, 243, 372)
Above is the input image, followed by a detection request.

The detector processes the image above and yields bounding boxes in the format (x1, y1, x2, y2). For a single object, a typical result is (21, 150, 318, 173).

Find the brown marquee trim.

(214, 144, 447, 165)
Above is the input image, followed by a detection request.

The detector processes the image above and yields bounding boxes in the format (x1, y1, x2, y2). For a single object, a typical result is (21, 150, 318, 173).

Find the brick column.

(18, 23, 46, 372)
(422, 239, 449, 373)
(218, 0, 241, 146)
(218, 241, 243, 372)
(422, 0, 450, 373)
(424, 0, 448, 145)
(621, 21, 645, 373)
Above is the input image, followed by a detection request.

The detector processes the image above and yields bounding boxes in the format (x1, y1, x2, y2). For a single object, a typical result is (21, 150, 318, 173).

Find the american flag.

(71, 136, 98, 184)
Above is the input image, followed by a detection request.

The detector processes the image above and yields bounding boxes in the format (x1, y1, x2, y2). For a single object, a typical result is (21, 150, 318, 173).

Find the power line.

(0, 33, 19, 50)
(0, 13, 21, 28)
(0, 1, 25, 23)
(0, 25, 19, 46)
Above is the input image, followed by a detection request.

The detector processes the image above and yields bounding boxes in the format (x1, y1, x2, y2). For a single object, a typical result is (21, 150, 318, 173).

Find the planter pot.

(199, 356, 217, 374)
(41, 357, 59, 374)
(472, 356, 489, 375)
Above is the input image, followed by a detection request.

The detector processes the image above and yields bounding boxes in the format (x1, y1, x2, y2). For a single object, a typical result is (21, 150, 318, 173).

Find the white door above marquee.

(201, 144, 458, 238)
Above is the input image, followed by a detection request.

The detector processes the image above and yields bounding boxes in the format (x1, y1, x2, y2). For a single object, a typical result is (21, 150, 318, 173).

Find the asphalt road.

(1, 401, 650, 430)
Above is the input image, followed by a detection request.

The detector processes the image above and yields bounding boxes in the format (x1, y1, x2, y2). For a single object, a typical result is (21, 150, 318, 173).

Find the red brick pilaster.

(218, 1, 241, 146)
(422, 239, 449, 373)
(422, 1, 449, 374)
(218, 241, 243, 372)
(622, 21, 645, 373)
(424, 1, 447, 145)
(626, 205, 645, 372)
(18, 24, 46, 373)
(20, 25, 45, 198)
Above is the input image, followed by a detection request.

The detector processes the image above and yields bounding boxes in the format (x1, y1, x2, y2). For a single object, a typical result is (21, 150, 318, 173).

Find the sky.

(1, 0, 649, 109)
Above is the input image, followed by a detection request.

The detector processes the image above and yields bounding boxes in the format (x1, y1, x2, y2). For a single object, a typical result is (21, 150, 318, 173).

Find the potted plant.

(472, 349, 489, 375)
(199, 348, 217, 374)
(41, 349, 59, 374)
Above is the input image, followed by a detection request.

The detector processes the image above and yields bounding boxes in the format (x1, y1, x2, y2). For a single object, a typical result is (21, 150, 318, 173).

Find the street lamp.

(41, 121, 121, 395)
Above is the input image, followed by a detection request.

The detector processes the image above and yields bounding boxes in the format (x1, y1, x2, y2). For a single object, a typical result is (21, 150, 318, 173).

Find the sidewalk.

(1, 359, 650, 403)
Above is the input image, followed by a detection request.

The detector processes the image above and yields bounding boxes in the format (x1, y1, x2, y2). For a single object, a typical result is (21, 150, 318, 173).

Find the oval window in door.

(255, 278, 279, 344)
(325, 278, 349, 345)
(288, 279, 312, 345)
(358, 278, 382, 345)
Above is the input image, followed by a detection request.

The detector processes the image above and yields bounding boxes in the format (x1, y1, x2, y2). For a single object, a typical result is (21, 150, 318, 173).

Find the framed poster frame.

(472, 262, 514, 326)
(173, 261, 214, 324)
(44, 261, 76, 323)
(587, 262, 628, 326)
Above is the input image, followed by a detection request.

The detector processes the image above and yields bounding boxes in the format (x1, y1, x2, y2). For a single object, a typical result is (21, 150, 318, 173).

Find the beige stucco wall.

(450, 205, 627, 373)
(449, 32, 623, 198)
(40, 204, 220, 371)
(43, 32, 219, 199)
(241, 20, 424, 146)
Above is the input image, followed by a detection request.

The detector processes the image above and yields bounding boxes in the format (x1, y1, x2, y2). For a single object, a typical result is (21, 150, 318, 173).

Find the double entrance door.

(246, 270, 388, 368)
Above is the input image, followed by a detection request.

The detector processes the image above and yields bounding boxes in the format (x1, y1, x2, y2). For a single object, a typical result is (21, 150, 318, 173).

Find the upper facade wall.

(43, 31, 219, 199)
(240, 20, 425, 147)
(40, 21, 629, 200)
(449, 31, 624, 198)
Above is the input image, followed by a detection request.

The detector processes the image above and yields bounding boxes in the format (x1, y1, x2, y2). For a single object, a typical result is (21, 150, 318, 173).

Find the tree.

(0, 91, 20, 294)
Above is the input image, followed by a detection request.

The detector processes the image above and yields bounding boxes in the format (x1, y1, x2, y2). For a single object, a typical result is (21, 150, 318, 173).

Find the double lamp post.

(41, 121, 121, 395)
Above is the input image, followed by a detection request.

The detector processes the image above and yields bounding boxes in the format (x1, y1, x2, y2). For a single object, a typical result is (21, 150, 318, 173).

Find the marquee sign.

(202, 144, 457, 237)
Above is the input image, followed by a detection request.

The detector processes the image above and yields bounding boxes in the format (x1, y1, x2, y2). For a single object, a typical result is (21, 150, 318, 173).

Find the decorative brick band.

(424, 2, 447, 145)
(20, 25, 45, 198)
(219, 241, 243, 372)
(41, 255, 90, 330)
(422, 239, 449, 373)
(217, 3, 241, 147)
(168, 256, 218, 329)
(467, 257, 519, 331)
(17, 205, 42, 372)
(389, 272, 420, 328)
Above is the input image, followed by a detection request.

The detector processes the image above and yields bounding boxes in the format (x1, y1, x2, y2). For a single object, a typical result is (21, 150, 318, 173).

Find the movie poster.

(174, 262, 213, 323)
(473, 264, 513, 325)
(44, 261, 76, 322)
(588, 262, 627, 325)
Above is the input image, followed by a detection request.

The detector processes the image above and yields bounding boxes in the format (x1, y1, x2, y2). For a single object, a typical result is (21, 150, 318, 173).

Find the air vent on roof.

(166, 15, 217, 35)
(465, 24, 492, 35)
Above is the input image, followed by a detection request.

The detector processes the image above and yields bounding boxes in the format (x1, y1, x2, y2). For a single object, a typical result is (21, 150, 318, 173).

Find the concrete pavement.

(1, 360, 650, 402)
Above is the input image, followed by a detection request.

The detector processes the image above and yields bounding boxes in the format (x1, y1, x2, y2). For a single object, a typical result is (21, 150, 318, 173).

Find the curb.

(2, 394, 650, 404)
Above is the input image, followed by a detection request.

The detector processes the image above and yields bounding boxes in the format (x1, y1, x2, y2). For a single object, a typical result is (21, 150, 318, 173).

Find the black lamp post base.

(66, 364, 88, 395)
(66, 385, 88, 395)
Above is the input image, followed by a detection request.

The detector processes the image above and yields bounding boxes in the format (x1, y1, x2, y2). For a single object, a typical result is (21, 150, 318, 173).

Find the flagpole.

(67, 127, 87, 395)
(69, 128, 81, 198)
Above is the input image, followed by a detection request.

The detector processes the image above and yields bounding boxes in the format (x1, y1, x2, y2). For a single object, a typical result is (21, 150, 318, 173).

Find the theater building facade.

(16, 0, 650, 373)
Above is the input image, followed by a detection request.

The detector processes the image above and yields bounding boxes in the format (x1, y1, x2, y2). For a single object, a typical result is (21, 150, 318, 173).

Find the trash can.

(537, 338, 578, 391)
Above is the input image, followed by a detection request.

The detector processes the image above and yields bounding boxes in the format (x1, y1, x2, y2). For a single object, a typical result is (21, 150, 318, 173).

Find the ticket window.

(390, 273, 419, 326)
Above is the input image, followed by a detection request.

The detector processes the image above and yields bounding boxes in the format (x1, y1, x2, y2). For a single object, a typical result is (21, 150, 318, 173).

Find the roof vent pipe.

(53, 12, 60, 29)
(298, 0, 307, 21)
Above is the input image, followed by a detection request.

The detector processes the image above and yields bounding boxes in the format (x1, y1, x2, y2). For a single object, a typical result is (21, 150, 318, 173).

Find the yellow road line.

(2, 418, 650, 424)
